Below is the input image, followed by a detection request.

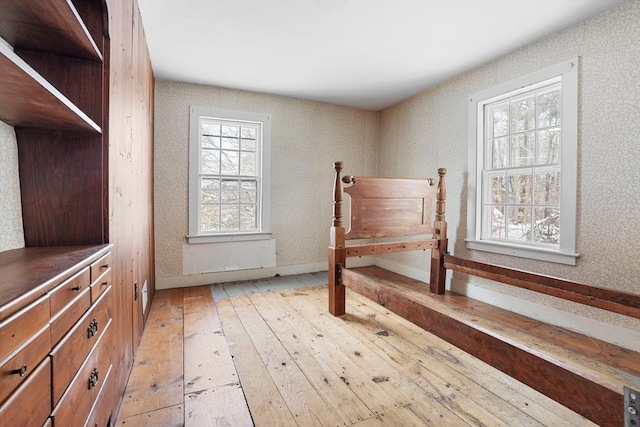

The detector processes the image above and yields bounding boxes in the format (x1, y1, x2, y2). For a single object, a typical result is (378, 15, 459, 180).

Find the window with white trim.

(188, 106, 271, 243)
(467, 58, 579, 265)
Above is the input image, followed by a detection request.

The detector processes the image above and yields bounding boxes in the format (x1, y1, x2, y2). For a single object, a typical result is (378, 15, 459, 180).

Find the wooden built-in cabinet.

(0, 0, 154, 425)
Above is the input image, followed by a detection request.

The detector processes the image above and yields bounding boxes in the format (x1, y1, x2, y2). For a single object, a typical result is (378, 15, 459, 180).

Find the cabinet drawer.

(51, 319, 113, 427)
(0, 357, 51, 427)
(83, 364, 114, 427)
(90, 252, 111, 282)
(90, 267, 111, 304)
(50, 267, 90, 315)
(0, 324, 50, 405)
(51, 286, 113, 405)
(50, 285, 91, 346)
(0, 296, 49, 361)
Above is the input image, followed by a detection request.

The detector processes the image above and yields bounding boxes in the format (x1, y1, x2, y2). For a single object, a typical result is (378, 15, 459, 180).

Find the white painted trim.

(188, 105, 271, 239)
(467, 58, 579, 264)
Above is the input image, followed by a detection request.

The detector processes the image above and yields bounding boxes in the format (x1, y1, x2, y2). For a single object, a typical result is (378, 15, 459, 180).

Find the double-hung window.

(188, 106, 271, 243)
(467, 58, 578, 265)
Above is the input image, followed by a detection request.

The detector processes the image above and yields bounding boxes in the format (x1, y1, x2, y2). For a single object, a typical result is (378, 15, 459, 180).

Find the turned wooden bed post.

(329, 161, 347, 316)
(430, 168, 448, 294)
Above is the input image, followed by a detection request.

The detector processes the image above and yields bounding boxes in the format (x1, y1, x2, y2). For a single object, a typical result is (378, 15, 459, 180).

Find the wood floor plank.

(345, 287, 595, 426)
(183, 285, 237, 393)
(184, 383, 253, 427)
(119, 288, 185, 418)
(216, 298, 297, 427)
(118, 403, 184, 426)
(248, 290, 375, 425)
(286, 287, 503, 427)
(228, 294, 344, 427)
(271, 288, 478, 425)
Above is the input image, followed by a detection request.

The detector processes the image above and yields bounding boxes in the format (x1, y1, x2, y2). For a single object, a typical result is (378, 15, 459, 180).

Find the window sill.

(187, 232, 271, 244)
(465, 239, 578, 265)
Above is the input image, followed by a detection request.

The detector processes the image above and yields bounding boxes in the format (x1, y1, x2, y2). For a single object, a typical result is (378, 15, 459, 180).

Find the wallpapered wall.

(0, 121, 24, 252)
(377, 0, 639, 346)
(154, 81, 379, 288)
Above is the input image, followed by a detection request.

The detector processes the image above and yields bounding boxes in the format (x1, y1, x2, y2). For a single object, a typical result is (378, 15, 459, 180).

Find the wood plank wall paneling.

(106, 0, 155, 419)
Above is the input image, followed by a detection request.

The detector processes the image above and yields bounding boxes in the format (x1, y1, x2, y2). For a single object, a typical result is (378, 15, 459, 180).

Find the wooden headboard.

(329, 161, 448, 315)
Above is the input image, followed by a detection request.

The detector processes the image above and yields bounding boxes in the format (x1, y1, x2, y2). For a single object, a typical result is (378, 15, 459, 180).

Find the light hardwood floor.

(115, 273, 593, 426)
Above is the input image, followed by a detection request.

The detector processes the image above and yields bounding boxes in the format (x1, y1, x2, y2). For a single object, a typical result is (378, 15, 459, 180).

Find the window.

(467, 58, 578, 265)
(188, 106, 271, 243)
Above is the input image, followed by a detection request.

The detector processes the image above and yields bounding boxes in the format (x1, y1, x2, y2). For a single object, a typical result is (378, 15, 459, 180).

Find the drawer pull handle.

(88, 368, 99, 390)
(72, 285, 82, 291)
(101, 264, 109, 269)
(11, 365, 28, 377)
(101, 281, 108, 287)
(88, 319, 99, 338)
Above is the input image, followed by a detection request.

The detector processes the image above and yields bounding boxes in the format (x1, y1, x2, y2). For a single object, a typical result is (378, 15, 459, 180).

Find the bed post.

(329, 161, 347, 316)
(430, 168, 448, 294)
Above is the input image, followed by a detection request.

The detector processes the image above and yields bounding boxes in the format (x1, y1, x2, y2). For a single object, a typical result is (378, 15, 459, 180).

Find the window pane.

(240, 152, 257, 176)
(221, 150, 239, 175)
(202, 136, 220, 149)
(507, 171, 532, 204)
(202, 123, 220, 136)
(240, 180, 257, 203)
(487, 205, 506, 239)
(537, 89, 561, 128)
(221, 179, 239, 203)
(201, 178, 220, 203)
(510, 96, 535, 133)
(200, 204, 219, 232)
(491, 137, 508, 168)
(506, 206, 531, 242)
(222, 125, 239, 137)
(489, 104, 509, 137)
(241, 127, 257, 139)
(510, 132, 536, 166)
(241, 138, 257, 152)
(487, 172, 506, 204)
(240, 204, 257, 230)
(537, 128, 560, 164)
(220, 204, 239, 230)
(222, 137, 240, 150)
(201, 148, 220, 175)
(534, 170, 560, 205)
(532, 207, 560, 245)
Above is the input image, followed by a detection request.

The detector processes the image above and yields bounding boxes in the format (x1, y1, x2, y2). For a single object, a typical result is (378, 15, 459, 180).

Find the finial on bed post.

(430, 167, 448, 295)
(329, 161, 347, 316)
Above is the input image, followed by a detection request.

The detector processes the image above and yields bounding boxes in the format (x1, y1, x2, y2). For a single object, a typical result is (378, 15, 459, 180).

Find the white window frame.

(188, 106, 271, 244)
(466, 58, 579, 265)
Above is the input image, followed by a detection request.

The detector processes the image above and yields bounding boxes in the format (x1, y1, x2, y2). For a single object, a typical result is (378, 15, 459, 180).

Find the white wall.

(154, 81, 379, 288)
(376, 0, 640, 350)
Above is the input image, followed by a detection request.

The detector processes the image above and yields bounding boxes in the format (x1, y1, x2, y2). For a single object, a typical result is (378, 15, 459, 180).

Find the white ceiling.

(138, 0, 623, 111)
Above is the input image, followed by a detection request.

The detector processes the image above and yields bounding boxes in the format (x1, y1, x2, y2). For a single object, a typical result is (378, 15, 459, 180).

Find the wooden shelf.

(0, 42, 101, 132)
(0, 0, 102, 61)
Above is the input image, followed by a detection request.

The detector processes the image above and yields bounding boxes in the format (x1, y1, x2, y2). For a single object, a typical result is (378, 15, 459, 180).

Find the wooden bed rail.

(443, 254, 640, 319)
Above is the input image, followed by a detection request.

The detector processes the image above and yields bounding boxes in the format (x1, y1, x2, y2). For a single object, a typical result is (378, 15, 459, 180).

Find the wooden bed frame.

(327, 161, 640, 426)
(328, 161, 448, 316)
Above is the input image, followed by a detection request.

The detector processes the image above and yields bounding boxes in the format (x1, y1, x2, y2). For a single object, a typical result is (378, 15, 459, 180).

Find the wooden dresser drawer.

(90, 267, 111, 304)
(0, 296, 49, 361)
(50, 286, 113, 405)
(0, 357, 51, 427)
(83, 364, 114, 427)
(51, 319, 114, 427)
(50, 267, 90, 315)
(50, 285, 92, 346)
(90, 252, 111, 282)
(0, 324, 50, 405)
